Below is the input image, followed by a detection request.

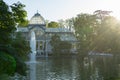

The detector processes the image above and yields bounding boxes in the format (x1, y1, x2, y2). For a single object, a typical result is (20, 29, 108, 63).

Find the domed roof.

(29, 12, 45, 25)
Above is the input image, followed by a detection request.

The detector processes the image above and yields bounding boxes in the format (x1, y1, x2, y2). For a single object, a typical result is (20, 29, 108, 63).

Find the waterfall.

(30, 31, 36, 62)
(29, 31, 36, 80)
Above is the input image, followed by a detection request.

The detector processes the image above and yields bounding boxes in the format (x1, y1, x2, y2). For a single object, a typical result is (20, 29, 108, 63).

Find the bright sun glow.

(3, 0, 120, 21)
(103, 0, 120, 20)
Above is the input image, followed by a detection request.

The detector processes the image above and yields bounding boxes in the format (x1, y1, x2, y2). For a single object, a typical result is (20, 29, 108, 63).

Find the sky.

(4, 0, 120, 21)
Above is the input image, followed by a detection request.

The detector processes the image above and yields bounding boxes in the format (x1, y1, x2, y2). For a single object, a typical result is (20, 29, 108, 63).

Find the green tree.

(48, 21, 59, 28)
(74, 13, 97, 56)
(18, 20, 29, 27)
(59, 41, 72, 54)
(50, 34, 61, 56)
(11, 32, 30, 75)
(0, 51, 16, 75)
(94, 10, 112, 21)
(0, 0, 30, 76)
(93, 16, 120, 54)
(10, 1, 27, 25)
(73, 12, 120, 55)
(65, 18, 74, 31)
(50, 34, 72, 56)
(73, 13, 98, 80)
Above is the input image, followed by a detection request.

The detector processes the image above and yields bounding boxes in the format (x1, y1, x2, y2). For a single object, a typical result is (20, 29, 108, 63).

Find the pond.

(28, 56, 120, 80)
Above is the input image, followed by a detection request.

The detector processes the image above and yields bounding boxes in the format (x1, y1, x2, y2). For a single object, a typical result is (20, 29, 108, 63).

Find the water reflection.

(35, 58, 79, 80)
(29, 56, 120, 80)
(29, 63, 36, 80)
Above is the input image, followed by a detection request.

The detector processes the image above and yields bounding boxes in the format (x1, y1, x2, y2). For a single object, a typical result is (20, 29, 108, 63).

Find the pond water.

(28, 56, 120, 80)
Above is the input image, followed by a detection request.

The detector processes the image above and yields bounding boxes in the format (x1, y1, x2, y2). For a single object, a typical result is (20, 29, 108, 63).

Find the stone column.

(42, 41, 45, 55)
(45, 33, 48, 57)
(38, 41, 40, 55)
(42, 41, 44, 50)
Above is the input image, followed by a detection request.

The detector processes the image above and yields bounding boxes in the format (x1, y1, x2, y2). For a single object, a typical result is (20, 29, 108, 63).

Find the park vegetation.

(0, 0, 30, 78)
(47, 21, 59, 28)
(0, 0, 120, 79)
(58, 10, 120, 56)
(50, 34, 72, 56)
(52, 10, 120, 80)
(51, 10, 120, 58)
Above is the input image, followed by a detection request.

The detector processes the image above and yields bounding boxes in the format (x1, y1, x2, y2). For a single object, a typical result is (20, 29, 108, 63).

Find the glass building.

(17, 12, 77, 57)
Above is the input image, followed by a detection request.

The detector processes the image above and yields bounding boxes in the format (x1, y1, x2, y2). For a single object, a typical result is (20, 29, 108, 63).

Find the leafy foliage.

(0, 0, 30, 76)
(74, 13, 97, 56)
(48, 21, 59, 28)
(18, 20, 29, 27)
(50, 34, 61, 56)
(10, 2, 27, 24)
(73, 12, 120, 56)
(73, 12, 120, 80)
(50, 34, 72, 56)
(0, 51, 16, 75)
(92, 16, 120, 54)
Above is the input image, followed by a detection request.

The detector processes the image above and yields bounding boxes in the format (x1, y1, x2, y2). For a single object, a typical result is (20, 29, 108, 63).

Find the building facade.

(17, 12, 77, 57)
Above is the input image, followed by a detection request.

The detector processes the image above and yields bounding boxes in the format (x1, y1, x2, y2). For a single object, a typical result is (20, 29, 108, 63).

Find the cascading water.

(30, 31, 36, 62)
(29, 31, 36, 80)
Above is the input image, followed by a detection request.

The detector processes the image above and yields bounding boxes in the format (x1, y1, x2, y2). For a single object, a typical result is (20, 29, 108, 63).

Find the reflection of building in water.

(16, 12, 77, 57)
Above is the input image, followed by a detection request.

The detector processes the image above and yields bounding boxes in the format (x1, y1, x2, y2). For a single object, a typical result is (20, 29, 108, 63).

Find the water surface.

(29, 56, 120, 80)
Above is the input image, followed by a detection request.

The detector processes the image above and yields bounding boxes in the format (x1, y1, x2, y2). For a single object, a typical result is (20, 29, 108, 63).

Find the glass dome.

(29, 13, 45, 25)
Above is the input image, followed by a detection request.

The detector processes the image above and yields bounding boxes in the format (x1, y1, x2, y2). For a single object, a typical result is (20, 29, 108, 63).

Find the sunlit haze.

(4, 0, 120, 21)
